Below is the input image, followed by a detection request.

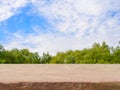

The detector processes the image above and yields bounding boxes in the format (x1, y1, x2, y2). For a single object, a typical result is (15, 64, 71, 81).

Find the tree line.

(0, 41, 120, 64)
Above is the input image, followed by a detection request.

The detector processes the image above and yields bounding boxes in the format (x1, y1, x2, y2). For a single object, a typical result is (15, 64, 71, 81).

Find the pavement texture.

(0, 64, 120, 90)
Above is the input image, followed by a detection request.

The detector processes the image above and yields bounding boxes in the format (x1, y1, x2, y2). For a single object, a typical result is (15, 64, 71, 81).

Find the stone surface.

(0, 64, 120, 90)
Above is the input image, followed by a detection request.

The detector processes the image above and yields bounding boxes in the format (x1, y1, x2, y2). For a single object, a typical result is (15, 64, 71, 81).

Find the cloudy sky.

(0, 0, 120, 55)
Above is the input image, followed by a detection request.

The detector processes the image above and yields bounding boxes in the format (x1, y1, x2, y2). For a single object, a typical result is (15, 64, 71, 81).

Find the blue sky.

(0, 0, 120, 55)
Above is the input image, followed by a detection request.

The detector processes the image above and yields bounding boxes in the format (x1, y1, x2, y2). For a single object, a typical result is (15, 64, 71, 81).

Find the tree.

(112, 42, 120, 63)
(50, 52, 65, 64)
(0, 44, 5, 52)
(0, 41, 120, 64)
(40, 52, 51, 64)
(0, 44, 6, 63)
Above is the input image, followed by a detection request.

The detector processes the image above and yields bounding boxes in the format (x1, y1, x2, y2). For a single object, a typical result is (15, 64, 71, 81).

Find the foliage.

(0, 41, 120, 64)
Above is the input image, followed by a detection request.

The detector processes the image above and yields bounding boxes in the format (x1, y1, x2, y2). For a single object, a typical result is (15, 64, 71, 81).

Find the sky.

(0, 0, 120, 55)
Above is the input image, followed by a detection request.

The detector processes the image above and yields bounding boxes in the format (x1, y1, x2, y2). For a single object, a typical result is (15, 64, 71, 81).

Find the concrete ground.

(0, 64, 120, 83)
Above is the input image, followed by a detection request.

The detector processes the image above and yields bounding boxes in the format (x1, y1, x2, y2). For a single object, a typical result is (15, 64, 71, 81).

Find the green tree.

(0, 44, 5, 52)
(50, 52, 65, 64)
(40, 52, 51, 64)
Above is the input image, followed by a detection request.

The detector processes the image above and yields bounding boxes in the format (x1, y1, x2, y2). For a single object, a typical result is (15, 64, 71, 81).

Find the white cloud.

(1, 0, 120, 55)
(31, 0, 120, 43)
(0, 0, 28, 22)
(4, 32, 91, 55)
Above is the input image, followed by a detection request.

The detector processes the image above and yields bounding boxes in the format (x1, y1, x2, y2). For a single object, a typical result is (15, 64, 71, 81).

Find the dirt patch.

(0, 82, 120, 90)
